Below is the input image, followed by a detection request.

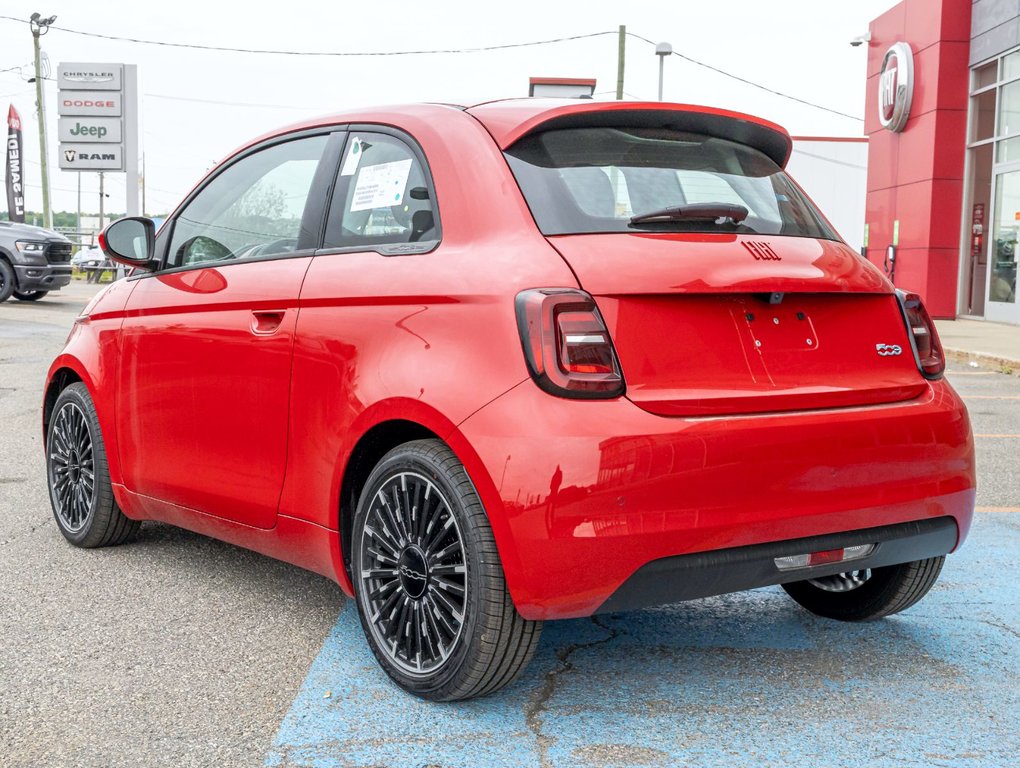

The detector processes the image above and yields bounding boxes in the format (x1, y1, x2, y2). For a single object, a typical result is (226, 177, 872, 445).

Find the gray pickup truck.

(0, 220, 73, 302)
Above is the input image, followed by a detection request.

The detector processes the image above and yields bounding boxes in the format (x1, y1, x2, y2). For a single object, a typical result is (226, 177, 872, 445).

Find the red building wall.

(865, 0, 971, 317)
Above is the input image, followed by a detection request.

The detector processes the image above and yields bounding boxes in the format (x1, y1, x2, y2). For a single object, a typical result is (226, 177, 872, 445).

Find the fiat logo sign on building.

(878, 42, 914, 132)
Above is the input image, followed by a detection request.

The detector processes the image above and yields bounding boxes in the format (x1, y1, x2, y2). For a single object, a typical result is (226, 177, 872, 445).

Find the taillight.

(515, 288, 625, 399)
(896, 290, 945, 379)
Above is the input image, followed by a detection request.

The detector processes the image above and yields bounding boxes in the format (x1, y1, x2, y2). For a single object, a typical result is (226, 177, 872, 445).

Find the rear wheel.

(352, 439, 542, 701)
(46, 383, 140, 547)
(14, 290, 48, 301)
(781, 556, 945, 621)
(0, 260, 14, 302)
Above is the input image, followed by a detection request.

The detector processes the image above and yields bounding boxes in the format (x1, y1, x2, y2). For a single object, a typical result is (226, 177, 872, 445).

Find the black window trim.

(315, 123, 442, 259)
(131, 126, 347, 281)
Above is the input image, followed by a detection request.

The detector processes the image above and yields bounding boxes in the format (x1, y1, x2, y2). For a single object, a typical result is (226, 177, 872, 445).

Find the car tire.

(46, 383, 140, 548)
(13, 290, 49, 301)
(352, 438, 542, 701)
(0, 260, 15, 303)
(781, 556, 945, 621)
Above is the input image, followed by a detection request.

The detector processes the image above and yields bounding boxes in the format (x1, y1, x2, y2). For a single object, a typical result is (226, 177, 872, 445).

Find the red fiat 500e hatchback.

(44, 100, 975, 700)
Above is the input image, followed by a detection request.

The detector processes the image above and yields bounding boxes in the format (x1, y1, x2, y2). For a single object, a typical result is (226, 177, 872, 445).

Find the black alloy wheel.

(49, 400, 95, 534)
(782, 556, 945, 621)
(46, 383, 140, 547)
(13, 290, 49, 301)
(352, 439, 542, 701)
(358, 469, 468, 676)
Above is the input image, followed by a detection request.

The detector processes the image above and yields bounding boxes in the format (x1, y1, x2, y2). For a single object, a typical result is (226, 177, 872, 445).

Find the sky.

(1, 0, 899, 218)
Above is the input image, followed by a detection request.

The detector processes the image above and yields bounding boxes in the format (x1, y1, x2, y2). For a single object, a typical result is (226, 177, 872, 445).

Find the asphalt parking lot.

(2, 283, 1018, 768)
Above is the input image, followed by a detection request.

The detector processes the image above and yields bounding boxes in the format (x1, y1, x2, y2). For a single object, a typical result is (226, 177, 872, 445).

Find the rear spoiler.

(467, 100, 793, 168)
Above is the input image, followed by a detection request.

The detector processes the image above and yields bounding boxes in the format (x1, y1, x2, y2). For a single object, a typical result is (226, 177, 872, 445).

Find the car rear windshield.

(504, 126, 839, 240)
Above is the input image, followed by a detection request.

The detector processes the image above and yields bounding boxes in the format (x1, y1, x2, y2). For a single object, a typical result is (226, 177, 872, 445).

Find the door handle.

(250, 310, 286, 336)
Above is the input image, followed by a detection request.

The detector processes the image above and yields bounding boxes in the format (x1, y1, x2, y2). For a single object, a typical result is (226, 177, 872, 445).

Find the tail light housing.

(515, 288, 625, 399)
(896, 290, 945, 379)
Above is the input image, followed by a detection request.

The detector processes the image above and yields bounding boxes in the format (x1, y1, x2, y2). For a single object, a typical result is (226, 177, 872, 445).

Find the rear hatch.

(548, 233, 923, 416)
(494, 104, 924, 417)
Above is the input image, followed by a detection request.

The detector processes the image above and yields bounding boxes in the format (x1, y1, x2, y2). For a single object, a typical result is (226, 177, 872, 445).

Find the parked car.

(71, 245, 105, 271)
(43, 100, 976, 701)
(0, 220, 73, 302)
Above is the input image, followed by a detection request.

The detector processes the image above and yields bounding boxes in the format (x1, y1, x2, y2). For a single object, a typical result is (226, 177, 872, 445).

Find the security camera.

(850, 33, 872, 47)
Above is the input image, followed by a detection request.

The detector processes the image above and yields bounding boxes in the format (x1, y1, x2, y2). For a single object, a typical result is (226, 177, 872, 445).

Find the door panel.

(118, 259, 310, 528)
(114, 132, 338, 528)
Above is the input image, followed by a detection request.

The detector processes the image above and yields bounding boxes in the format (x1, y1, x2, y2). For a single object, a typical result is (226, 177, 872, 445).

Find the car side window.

(323, 132, 438, 249)
(166, 134, 329, 269)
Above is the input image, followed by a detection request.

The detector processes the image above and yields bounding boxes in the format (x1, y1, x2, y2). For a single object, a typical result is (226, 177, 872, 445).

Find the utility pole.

(616, 25, 626, 100)
(98, 172, 105, 230)
(141, 152, 146, 217)
(29, 12, 56, 229)
(656, 42, 673, 101)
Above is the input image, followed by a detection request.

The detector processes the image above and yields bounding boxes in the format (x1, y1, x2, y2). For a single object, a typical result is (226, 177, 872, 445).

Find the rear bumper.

(597, 516, 958, 613)
(13, 263, 72, 292)
(450, 378, 976, 620)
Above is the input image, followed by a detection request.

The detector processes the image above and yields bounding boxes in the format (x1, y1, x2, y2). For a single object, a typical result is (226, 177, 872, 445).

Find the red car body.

(45, 100, 975, 621)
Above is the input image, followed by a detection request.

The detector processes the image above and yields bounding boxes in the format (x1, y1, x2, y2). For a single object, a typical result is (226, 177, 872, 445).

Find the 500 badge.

(876, 343, 903, 356)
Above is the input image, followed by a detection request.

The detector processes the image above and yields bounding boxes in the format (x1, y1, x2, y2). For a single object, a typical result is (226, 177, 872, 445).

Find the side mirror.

(99, 216, 156, 269)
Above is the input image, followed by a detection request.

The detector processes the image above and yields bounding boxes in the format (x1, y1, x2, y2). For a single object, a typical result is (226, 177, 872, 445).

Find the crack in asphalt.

(524, 615, 622, 768)
(982, 618, 1020, 640)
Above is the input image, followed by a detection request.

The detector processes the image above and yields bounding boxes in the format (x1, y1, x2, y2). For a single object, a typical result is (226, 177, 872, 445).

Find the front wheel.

(781, 556, 945, 621)
(352, 439, 542, 701)
(14, 290, 49, 301)
(46, 383, 140, 547)
(0, 260, 14, 302)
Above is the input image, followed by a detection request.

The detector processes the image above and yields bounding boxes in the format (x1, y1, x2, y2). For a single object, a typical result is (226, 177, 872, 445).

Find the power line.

(0, 16, 863, 123)
(0, 88, 34, 99)
(790, 148, 867, 170)
(145, 92, 320, 110)
(626, 32, 863, 122)
(0, 16, 615, 57)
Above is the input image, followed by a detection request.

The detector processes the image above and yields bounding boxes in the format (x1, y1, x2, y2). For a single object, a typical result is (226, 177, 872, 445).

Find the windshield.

(504, 127, 839, 240)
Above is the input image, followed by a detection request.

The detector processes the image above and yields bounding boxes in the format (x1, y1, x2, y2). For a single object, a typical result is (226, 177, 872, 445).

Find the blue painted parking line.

(267, 514, 1020, 768)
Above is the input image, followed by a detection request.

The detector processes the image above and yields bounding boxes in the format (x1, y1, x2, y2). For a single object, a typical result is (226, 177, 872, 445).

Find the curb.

(943, 346, 1019, 374)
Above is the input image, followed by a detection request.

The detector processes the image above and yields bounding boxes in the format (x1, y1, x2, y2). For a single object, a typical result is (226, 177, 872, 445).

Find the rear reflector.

(774, 543, 875, 571)
(896, 290, 945, 379)
(516, 288, 625, 399)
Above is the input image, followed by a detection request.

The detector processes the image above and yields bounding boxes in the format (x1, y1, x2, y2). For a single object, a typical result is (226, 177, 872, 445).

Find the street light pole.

(29, 12, 56, 230)
(616, 25, 626, 100)
(656, 42, 673, 101)
(99, 172, 105, 229)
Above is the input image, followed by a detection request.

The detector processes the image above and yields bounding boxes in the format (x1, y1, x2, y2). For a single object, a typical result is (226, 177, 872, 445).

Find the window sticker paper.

(350, 159, 413, 212)
(340, 136, 363, 176)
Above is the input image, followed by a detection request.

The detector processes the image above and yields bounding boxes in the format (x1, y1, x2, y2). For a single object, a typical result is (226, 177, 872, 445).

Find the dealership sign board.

(57, 91, 122, 117)
(878, 42, 914, 133)
(60, 144, 124, 170)
(58, 64, 122, 91)
(58, 117, 122, 143)
(58, 62, 136, 177)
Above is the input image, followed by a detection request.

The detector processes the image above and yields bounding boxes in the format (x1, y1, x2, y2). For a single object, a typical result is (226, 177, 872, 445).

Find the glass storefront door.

(963, 55, 1020, 323)
(988, 167, 1020, 323)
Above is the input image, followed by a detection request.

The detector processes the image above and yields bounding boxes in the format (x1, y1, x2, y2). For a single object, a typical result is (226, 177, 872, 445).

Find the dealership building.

(864, 0, 1019, 324)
